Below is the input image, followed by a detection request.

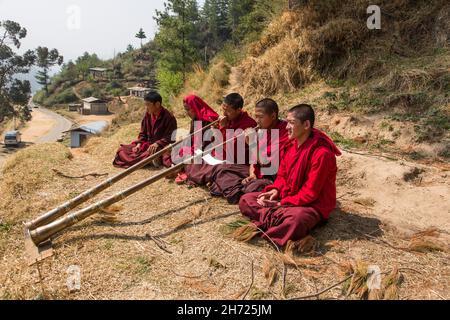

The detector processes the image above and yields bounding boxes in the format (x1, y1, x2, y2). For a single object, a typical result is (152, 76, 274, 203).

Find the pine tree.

(35, 47, 63, 95)
(154, 0, 200, 81)
(135, 28, 147, 48)
(0, 20, 36, 122)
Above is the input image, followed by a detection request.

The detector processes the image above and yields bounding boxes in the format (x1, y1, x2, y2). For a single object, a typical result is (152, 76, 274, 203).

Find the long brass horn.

(27, 126, 257, 248)
(25, 119, 220, 230)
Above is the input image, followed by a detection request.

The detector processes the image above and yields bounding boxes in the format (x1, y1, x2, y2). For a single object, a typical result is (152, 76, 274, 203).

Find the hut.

(65, 121, 108, 148)
(128, 86, 153, 98)
(89, 67, 109, 79)
(81, 97, 108, 115)
(68, 103, 81, 112)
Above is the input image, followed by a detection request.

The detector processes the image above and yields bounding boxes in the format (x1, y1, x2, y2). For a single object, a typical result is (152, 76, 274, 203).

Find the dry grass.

(110, 97, 146, 131)
(0, 151, 449, 300)
(171, 59, 231, 118)
(0, 133, 448, 300)
(234, 0, 449, 102)
(0, 143, 73, 223)
(1, 0, 450, 301)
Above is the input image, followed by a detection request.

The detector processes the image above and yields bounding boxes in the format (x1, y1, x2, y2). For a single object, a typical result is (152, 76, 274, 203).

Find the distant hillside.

(33, 43, 157, 108)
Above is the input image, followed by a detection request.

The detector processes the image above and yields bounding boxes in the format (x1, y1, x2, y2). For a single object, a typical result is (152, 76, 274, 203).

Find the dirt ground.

(72, 114, 116, 126)
(0, 122, 448, 300)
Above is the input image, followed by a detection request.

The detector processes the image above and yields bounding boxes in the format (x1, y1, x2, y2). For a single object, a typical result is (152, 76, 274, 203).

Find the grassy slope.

(1, 1, 449, 300)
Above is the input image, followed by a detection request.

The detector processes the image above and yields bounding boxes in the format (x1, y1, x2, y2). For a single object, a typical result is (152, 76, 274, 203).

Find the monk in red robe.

(113, 91, 177, 169)
(184, 93, 257, 186)
(239, 104, 341, 247)
(174, 94, 219, 183)
(208, 98, 290, 204)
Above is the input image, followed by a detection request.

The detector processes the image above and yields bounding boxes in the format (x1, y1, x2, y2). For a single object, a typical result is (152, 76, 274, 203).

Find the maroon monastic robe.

(208, 120, 290, 204)
(239, 129, 341, 247)
(113, 107, 177, 169)
(185, 111, 257, 186)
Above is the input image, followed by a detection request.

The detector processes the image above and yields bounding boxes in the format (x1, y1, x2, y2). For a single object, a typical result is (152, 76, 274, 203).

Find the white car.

(4, 131, 22, 147)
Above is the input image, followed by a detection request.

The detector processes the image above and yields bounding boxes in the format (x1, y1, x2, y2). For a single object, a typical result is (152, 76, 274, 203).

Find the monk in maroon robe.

(209, 98, 290, 204)
(184, 93, 257, 186)
(113, 91, 177, 169)
(174, 94, 219, 183)
(239, 104, 341, 247)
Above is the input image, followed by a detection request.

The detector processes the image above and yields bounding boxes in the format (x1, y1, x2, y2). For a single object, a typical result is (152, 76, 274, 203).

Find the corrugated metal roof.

(128, 86, 152, 91)
(82, 97, 105, 103)
(69, 121, 108, 134)
(89, 67, 108, 72)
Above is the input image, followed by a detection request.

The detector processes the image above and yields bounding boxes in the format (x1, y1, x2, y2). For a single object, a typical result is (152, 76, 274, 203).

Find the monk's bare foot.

(165, 168, 182, 180)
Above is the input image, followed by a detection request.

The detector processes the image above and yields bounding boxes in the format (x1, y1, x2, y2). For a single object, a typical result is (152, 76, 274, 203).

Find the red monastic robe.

(209, 120, 290, 204)
(185, 111, 257, 186)
(239, 129, 341, 247)
(178, 95, 219, 158)
(113, 107, 177, 169)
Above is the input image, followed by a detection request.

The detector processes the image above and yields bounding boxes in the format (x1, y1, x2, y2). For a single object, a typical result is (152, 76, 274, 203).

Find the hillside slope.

(1, 1, 449, 300)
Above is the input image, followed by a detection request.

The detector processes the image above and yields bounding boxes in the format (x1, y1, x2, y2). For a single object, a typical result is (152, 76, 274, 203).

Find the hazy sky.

(0, 0, 168, 62)
(1, 0, 205, 92)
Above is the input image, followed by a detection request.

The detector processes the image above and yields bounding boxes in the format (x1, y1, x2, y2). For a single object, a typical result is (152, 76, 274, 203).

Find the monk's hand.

(132, 144, 141, 153)
(242, 174, 257, 185)
(257, 189, 279, 206)
(244, 127, 256, 144)
(260, 200, 281, 208)
(147, 143, 159, 155)
(218, 116, 228, 128)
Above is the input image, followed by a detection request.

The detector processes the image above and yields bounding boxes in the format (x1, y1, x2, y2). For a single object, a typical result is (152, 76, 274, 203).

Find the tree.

(0, 20, 36, 122)
(229, 0, 280, 43)
(126, 44, 134, 53)
(74, 52, 102, 80)
(154, 0, 201, 81)
(135, 28, 147, 48)
(227, 0, 254, 32)
(200, 0, 231, 62)
(35, 46, 63, 95)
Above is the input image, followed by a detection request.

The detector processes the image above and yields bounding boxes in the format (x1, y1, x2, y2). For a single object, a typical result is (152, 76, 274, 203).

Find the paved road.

(35, 107, 72, 143)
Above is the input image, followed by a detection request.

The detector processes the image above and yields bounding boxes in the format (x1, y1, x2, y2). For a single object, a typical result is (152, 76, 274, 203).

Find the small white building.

(68, 103, 81, 112)
(66, 121, 109, 148)
(128, 86, 152, 99)
(81, 97, 108, 115)
(89, 67, 108, 79)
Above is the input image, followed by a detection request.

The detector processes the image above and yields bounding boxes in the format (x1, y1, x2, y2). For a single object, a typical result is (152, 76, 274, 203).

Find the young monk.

(184, 93, 257, 186)
(113, 91, 177, 169)
(208, 98, 289, 204)
(239, 104, 341, 247)
(174, 94, 219, 183)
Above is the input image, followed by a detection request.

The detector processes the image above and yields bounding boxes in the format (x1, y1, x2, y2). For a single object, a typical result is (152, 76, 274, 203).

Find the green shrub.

(156, 68, 184, 107)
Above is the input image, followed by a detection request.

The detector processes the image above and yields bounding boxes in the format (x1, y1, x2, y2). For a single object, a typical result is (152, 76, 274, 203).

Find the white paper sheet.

(194, 149, 226, 166)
